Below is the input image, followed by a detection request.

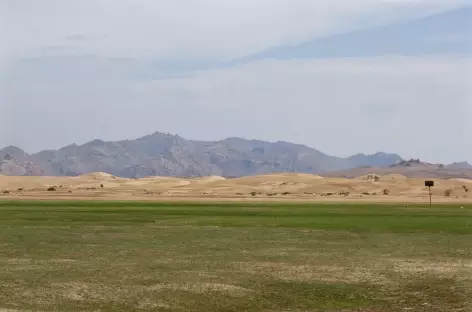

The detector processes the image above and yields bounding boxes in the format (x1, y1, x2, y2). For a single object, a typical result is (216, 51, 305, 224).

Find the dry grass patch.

(234, 261, 391, 285)
(149, 283, 251, 296)
(391, 258, 472, 280)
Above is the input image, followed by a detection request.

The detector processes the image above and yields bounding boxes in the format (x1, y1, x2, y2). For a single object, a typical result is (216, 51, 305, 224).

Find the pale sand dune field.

(0, 173, 471, 203)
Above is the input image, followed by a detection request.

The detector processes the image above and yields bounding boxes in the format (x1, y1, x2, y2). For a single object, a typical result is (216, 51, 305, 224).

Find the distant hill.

(447, 161, 472, 170)
(389, 159, 442, 169)
(322, 159, 472, 179)
(0, 132, 403, 178)
(348, 152, 402, 168)
(0, 146, 45, 176)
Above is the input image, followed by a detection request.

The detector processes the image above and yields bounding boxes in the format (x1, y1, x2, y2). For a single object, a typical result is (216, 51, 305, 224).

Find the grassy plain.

(0, 201, 471, 311)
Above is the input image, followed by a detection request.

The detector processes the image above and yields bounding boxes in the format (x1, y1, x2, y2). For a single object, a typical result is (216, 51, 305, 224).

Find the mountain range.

(0, 132, 470, 178)
(0, 132, 405, 178)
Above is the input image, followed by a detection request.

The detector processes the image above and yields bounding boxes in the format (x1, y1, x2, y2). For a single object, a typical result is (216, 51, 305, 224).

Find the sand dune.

(0, 172, 471, 202)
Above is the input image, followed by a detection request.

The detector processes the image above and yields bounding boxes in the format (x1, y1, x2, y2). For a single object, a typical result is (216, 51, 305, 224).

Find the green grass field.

(0, 201, 471, 312)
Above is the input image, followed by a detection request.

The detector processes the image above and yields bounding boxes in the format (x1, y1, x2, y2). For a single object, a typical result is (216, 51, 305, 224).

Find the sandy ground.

(1, 172, 471, 203)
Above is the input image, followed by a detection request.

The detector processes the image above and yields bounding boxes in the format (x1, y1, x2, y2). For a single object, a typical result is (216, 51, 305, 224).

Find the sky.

(1, 0, 471, 163)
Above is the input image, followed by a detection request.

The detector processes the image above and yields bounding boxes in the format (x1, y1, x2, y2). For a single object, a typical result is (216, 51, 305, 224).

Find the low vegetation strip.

(1, 201, 471, 234)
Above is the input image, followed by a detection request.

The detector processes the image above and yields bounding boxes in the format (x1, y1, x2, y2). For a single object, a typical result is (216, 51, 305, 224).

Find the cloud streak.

(64, 34, 88, 42)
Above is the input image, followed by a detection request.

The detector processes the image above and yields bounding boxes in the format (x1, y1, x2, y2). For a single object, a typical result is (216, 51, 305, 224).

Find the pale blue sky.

(1, 0, 471, 163)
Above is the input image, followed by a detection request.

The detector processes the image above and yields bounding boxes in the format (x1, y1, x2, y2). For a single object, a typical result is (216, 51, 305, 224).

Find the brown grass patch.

(234, 261, 391, 285)
(391, 258, 472, 280)
(149, 282, 251, 296)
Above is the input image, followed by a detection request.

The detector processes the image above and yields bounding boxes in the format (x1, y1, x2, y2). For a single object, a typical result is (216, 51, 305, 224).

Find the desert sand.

(0, 172, 471, 203)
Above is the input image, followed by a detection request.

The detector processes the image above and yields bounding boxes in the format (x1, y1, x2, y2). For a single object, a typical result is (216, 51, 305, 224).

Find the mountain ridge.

(0, 132, 406, 178)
